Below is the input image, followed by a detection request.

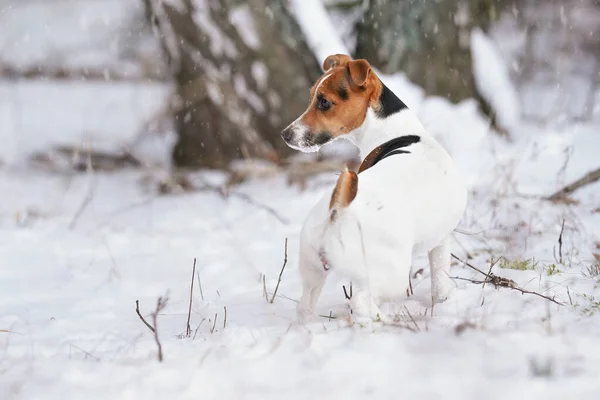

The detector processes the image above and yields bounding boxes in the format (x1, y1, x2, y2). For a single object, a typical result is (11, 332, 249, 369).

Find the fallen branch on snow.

(546, 167, 600, 203)
(451, 254, 563, 306)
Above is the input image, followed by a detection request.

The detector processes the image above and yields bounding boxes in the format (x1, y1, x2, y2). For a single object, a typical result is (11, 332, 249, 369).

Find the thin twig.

(210, 313, 218, 334)
(152, 296, 168, 362)
(198, 182, 288, 224)
(451, 253, 487, 276)
(70, 344, 100, 362)
(403, 306, 420, 332)
(482, 257, 502, 290)
(135, 300, 156, 333)
(269, 238, 288, 304)
(567, 286, 573, 306)
(186, 258, 197, 337)
(558, 219, 565, 264)
(262, 274, 268, 302)
(193, 318, 206, 340)
(223, 306, 227, 329)
(343, 284, 353, 300)
(69, 150, 95, 230)
(228, 191, 289, 224)
(196, 270, 204, 301)
(319, 311, 336, 320)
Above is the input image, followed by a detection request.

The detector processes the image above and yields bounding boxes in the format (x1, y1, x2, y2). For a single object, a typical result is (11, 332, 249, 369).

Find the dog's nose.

(281, 127, 293, 142)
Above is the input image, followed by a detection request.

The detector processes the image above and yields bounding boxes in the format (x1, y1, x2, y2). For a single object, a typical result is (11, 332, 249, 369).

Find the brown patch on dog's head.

(280, 54, 384, 152)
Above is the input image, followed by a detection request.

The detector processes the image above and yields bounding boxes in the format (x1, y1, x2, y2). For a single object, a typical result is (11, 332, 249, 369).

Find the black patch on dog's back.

(374, 135, 420, 165)
(358, 135, 421, 173)
(376, 82, 408, 118)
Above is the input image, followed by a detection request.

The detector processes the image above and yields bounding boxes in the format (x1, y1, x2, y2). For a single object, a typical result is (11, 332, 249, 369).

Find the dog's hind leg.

(297, 255, 327, 324)
(428, 235, 454, 304)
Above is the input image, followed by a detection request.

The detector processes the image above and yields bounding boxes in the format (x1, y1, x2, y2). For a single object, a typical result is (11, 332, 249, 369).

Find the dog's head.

(281, 54, 384, 152)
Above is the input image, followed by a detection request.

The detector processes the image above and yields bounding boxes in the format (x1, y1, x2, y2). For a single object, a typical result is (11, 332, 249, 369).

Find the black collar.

(358, 135, 421, 173)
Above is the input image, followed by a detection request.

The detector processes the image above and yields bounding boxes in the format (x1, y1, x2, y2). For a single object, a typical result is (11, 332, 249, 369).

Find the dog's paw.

(350, 291, 392, 324)
(296, 306, 316, 324)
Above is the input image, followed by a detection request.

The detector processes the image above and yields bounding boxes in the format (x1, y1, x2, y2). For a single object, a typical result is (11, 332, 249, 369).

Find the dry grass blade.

(186, 258, 197, 337)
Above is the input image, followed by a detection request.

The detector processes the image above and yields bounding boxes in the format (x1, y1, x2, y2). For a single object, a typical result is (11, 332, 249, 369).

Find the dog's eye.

(317, 97, 332, 111)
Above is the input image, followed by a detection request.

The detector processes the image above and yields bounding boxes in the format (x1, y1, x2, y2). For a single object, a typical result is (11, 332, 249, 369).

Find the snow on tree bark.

(355, 0, 507, 103)
(146, 0, 321, 168)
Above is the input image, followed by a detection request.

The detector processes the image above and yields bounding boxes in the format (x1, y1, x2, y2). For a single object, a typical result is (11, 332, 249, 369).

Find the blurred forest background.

(0, 0, 598, 173)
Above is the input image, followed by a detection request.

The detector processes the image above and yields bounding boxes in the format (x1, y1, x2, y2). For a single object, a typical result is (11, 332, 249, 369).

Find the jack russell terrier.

(281, 54, 467, 323)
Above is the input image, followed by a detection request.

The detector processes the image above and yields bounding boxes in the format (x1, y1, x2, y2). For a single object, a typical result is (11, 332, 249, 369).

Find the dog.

(281, 54, 467, 323)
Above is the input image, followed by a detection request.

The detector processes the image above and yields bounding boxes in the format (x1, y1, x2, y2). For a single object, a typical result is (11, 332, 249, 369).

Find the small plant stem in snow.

(151, 296, 168, 362)
(210, 313, 218, 334)
(186, 258, 197, 337)
(269, 238, 288, 304)
(135, 300, 155, 333)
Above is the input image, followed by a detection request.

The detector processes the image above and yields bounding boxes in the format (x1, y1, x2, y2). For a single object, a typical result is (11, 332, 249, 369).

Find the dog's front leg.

(297, 259, 327, 324)
(428, 235, 454, 304)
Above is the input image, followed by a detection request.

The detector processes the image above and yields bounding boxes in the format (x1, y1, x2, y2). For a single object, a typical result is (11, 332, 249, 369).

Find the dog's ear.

(323, 54, 352, 71)
(347, 59, 371, 87)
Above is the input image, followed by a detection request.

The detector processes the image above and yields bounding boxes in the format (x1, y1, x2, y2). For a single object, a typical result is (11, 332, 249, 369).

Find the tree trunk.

(355, 0, 507, 103)
(146, 0, 321, 169)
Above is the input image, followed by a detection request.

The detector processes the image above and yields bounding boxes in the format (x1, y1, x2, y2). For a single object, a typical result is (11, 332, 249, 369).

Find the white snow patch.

(233, 74, 265, 114)
(0, 80, 173, 165)
(471, 28, 521, 132)
(288, 0, 349, 66)
(230, 5, 261, 50)
(251, 61, 269, 91)
(192, 0, 238, 59)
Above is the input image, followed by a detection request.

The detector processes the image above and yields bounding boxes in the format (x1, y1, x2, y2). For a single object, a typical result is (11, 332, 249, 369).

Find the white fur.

(295, 108, 467, 323)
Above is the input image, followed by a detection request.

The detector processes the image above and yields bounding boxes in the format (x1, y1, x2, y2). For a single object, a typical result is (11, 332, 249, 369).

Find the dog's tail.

(328, 166, 358, 223)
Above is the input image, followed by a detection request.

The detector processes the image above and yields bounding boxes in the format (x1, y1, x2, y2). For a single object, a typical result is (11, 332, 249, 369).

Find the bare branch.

(546, 167, 600, 202)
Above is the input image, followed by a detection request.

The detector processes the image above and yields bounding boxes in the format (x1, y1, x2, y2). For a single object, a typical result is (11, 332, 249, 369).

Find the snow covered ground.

(1, 119, 600, 398)
(2, 1, 600, 399)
